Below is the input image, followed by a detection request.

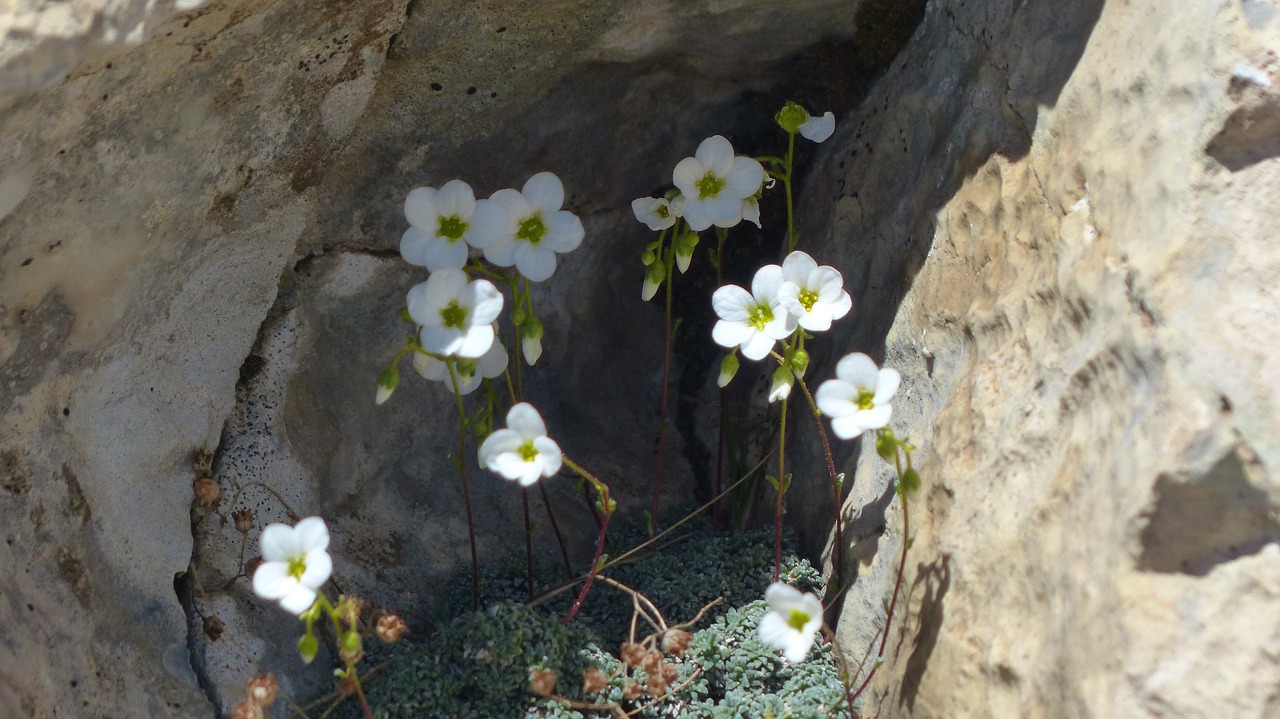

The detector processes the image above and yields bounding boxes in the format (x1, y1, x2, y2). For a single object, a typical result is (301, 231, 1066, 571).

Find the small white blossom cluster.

(252, 517, 332, 616)
(758, 582, 824, 662)
(378, 172, 583, 402)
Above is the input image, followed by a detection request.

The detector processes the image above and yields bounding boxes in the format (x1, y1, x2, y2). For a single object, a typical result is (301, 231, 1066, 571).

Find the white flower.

(711, 264, 797, 361)
(470, 172, 584, 282)
(815, 352, 902, 440)
(776, 251, 852, 332)
(413, 335, 507, 395)
(673, 136, 765, 232)
(406, 269, 504, 358)
(631, 195, 681, 231)
(478, 403, 563, 487)
(769, 366, 794, 403)
(799, 111, 836, 143)
(758, 582, 823, 662)
(252, 517, 333, 616)
(400, 179, 478, 271)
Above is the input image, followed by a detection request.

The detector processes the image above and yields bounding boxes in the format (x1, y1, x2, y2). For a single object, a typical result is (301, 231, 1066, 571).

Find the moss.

(340, 524, 854, 718)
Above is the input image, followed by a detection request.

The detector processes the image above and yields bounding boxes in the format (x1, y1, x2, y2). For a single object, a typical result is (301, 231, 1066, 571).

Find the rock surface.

(2, 0, 1278, 717)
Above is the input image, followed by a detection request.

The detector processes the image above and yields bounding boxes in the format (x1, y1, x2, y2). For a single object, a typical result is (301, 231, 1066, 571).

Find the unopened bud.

(338, 631, 363, 665)
(529, 668, 557, 697)
(230, 699, 264, 719)
(789, 349, 809, 377)
(582, 667, 608, 694)
(641, 263, 666, 302)
(900, 467, 922, 495)
(245, 674, 278, 707)
(875, 428, 897, 462)
(717, 353, 739, 388)
(232, 508, 254, 533)
(641, 248, 657, 266)
(193, 477, 221, 507)
(376, 614, 407, 643)
(776, 100, 809, 134)
(338, 597, 362, 626)
(375, 365, 399, 405)
(298, 634, 319, 665)
(661, 629, 692, 657)
(768, 366, 794, 403)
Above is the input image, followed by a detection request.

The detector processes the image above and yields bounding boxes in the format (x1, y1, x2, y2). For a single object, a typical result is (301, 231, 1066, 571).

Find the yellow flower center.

(440, 301, 468, 329)
(287, 556, 307, 580)
(797, 289, 819, 311)
(695, 171, 726, 200)
(656, 204, 671, 219)
(517, 213, 547, 245)
(786, 608, 811, 631)
(437, 215, 468, 241)
(856, 388, 876, 411)
(518, 439, 539, 462)
(746, 302, 774, 330)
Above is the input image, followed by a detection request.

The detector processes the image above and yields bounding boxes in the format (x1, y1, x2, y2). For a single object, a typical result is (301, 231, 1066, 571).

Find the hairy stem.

(447, 360, 481, 611)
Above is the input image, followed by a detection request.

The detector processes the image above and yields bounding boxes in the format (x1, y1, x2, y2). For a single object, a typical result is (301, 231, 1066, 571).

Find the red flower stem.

(539, 482, 574, 579)
(561, 456, 612, 623)
(794, 375, 844, 588)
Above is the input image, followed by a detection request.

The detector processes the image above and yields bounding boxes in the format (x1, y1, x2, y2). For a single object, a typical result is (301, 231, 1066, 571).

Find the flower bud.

(875, 428, 897, 462)
(641, 248, 657, 266)
(375, 365, 399, 406)
(776, 100, 809, 134)
(529, 668, 557, 697)
(789, 349, 810, 377)
(245, 673, 278, 707)
(339, 631, 363, 665)
(338, 596, 362, 626)
(298, 634, 319, 665)
(641, 263, 666, 302)
(232, 508, 254, 533)
(193, 477, 222, 507)
(582, 667, 608, 694)
(376, 613, 407, 643)
(512, 307, 527, 326)
(717, 353, 739, 388)
(674, 232, 699, 274)
(769, 366, 794, 403)
(661, 629, 692, 657)
(900, 467, 922, 495)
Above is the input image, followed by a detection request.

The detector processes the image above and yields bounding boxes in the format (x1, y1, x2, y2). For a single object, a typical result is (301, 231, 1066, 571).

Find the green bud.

(641, 248, 657, 265)
(717, 353, 739, 388)
(642, 262, 666, 302)
(375, 365, 399, 406)
(342, 630, 362, 654)
(512, 307, 527, 326)
(875, 428, 897, 462)
(789, 349, 810, 377)
(899, 468, 922, 495)
(776, 101, 809, 134)
(455, 358, 478, 377)
(675, 232, 700, 253)
(522, 315, 544, 340)
(298, 634, 319, 664)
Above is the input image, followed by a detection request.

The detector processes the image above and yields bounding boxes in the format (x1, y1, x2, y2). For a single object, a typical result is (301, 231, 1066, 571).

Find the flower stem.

(561, 456, 613, 623)
(539, 482, 575, 580)
(794, 374, 844, 589)
(522, 489, 534, 599)
(784, 131, 797, 253)
(773, 394, 788, 581)
(651, 221, 680, 535)
(446, 360, 481, 611)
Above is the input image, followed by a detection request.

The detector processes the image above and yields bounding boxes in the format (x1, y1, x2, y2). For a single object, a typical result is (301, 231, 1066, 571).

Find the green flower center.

(437, 215, 468, 241)
(656, 204, 671, 219)
(797, 289, 819, 311)
(746, 302, 774, 330)
(856, 388, 876, 411)
(695, 171, 726, 200)
(786, 608, 811, 631)
(517, 213, 547, 245)
(518, 439, 539, 462)
(287, 556, 307, 580)
(440, 301, 468, 329)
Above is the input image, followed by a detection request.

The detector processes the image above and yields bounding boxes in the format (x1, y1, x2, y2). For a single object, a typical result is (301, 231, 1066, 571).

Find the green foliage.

(341, 525, 852, 719)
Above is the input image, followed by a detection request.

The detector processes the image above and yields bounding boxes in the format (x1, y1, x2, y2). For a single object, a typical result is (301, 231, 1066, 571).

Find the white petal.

(404, 186, 439, 230)
(507, 402, 547, 438)
(259, 523, 297, 562)
(533, 436, 562, 476)
(681, 196, 714, 232)
(857, 404, 893, 430)
(522, 334, 542, 365)
(420, 235, 469, 271)
(480, 340, 510, 376)
(278, 586, 319, 616)
(763, 310, 798, 340)
(766, 582, 804, 608)
(799, 111, 836, 143)
(781, 251, 818, 284)
(252, 561, 292, 599)
(522, 172, 565, 213)
(724, 156, 765, 200)
(400, 227, 432, 267)
(675, 249, 692, 274)
(405, 281, 433, 325)
(479, 429, 522, 468)
(704, 193, 744, 227)
(758, 612, 794, 650)
(751, 265, 785, 302)
(827, 291, 853, 321)
(712, 285, 753, 322)
(874, 368, 902, 404)
(797, 305, 835, 332)
(515, 243, 557, 282)
(694, 135, 735, 177)
(483, 238, 517, 267)
(712, 320, 753, 350)
(517, 462, 544, 487)
(454, 324, 495, 359)
(491, 452, 530, 482)
(419, 325, 464, 356)
(468, 280, 504, 324)
(672, 157, 705, 198)
(769, 374, 793, 403)
(783, 632, 816, 663)
(542, 211, 584, 253)
(740, 332, 776, 361)
(299, 548, 332, 589)
(435, 179, 476, 218)
(293, 517, 330, 553)
(815, 379, 857, 417)
(413, 351, 448, 381)
(632, 197, 675, 231)
(835, 352, 880, 390)
(423, 269, 469, 314)
(642, 276, 660, 301)
(469, 192, 519, 249)
(830, 413, 868, 440)
(741, 197, 761, 228)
